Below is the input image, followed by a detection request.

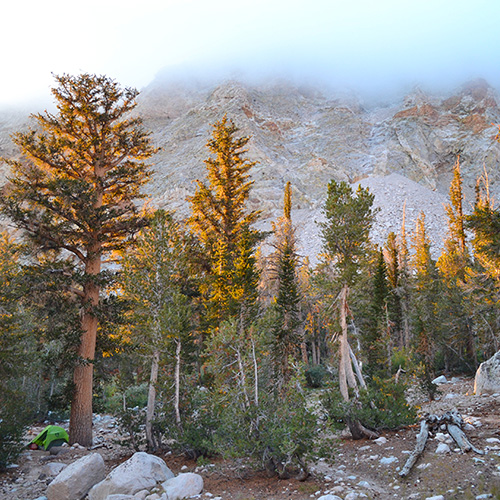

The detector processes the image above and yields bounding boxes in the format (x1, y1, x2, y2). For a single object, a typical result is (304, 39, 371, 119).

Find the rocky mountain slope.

(1, 76, 499, 260)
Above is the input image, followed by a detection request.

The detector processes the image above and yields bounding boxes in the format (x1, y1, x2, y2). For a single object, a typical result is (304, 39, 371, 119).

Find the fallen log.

(399, 419, 429, 477)
(399, 411, 483, 477)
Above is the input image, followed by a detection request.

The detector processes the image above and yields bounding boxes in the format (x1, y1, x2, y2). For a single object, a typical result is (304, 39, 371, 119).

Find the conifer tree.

(438, 157, 469, 281)
(270, 182, 302, 390)
(319, 180, 378, 439)
(411, 212, 441, 396)
(0, 74, 155, 446)
(465, 171, 500, 357)
(363, 249, 391, 376)
(437, 158, 475, 371)
(383, 232, 404, 348)
(188, 115, 261, 326)
(121, 210, 193, 451)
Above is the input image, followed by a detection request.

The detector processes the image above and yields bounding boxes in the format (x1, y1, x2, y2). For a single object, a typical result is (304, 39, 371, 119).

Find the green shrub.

(322, 377, 417, 432)
(116, 407, 146, 451)
(162, 386, 219, 459)
(0, 389, 31, 471)
(304, 364, 328, 388)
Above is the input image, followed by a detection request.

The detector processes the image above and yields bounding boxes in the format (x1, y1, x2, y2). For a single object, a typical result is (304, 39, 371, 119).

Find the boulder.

(432, 375, 447, 385)
(42, 462, 67, 476)
(435, 443, 450, 454)
(475, 351, 500, 395)
(161, 472, 203, 500)
(46, 453, 105, 500)
(88, 452, 174, 500)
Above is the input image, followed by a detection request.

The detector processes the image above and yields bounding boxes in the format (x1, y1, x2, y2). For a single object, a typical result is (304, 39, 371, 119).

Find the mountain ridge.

(1, 76, 499, 260)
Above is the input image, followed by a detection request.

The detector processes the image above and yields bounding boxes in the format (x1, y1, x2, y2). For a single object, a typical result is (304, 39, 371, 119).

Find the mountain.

(2, 76, 500, 261)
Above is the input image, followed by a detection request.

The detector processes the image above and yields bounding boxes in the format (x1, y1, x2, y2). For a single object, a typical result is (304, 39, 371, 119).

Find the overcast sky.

(2, 0, 499, 107)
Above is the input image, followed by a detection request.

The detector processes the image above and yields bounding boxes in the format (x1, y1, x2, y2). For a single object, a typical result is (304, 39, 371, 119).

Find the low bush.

(322, 376, 417, 432)
(304, 364, 328, 388)
(0, 389, 31, 471)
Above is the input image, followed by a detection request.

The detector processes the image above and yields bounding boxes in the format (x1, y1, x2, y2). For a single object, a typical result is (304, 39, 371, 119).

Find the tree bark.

(174, 338, 182, 428)
(339, 285, 358, 401)
(69, 251, 100, 447)
(146, 348, 160, 451)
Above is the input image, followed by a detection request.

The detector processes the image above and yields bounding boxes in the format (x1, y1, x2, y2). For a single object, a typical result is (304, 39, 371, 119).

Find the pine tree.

(437, 157, 475, 372)
(363, 249, 391, 377)
(319, 180, 378, 439)
(438, 157, 469, 281)
(383, 232, 404, 349)
(465, 170, 500, 358)
(411, 212, 441, 397)
(0, 74, 155, 446)
(270, 182, 302, 390)
(188, 115, 261, 326)
(121, 210, 193, 450)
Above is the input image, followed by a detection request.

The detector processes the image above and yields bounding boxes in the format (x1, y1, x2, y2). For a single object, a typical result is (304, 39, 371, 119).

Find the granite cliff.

(1, 76, 499, 260)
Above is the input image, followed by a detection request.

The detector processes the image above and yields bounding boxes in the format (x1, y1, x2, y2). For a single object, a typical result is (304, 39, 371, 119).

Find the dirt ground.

(2, 378, 500, 500)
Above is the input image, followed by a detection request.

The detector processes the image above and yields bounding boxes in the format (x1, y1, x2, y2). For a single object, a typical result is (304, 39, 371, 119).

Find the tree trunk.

(69, 251, 101, 447)
(146, 348, 160, 451)
(339, 285, 358, 401)
(174, 338, 182, 428)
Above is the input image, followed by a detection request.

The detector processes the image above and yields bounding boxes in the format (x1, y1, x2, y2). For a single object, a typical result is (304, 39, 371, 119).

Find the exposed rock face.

(474, 351, 500, 395)
(46, 452, 105, 500)
(1, 77, 499, 260)
(88, 452, 174, 500)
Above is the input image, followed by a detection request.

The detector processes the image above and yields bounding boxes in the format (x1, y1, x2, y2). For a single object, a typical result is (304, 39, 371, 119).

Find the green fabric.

(30, 425, 69, 450)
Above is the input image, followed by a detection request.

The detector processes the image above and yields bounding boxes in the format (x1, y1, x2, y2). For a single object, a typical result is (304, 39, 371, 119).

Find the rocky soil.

(2, 378, 500, 500)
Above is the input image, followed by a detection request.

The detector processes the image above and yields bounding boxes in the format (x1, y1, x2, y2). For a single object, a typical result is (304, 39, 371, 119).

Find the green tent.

(30, 425, 69, 450)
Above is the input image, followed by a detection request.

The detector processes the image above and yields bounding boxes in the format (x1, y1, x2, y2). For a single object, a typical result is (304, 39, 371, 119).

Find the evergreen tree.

(270, 182, 302, 390)
(0, 74, 155, 446)
(363, 249, 391, 377)
(465, 171, 500, 358)
(411, 212, 441, 397)
(437, 157, 475, 372)
(438, 157, 469, 281)
(319, 180, 378, 439)
(383, 232, 404, 349)
(121, 210, 193, 450)
(188, 115, 261, 327)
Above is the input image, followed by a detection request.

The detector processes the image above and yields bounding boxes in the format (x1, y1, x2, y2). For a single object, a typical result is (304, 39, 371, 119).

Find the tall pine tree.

(188, 115, 260, 327)
(270, 182, 302, 390)
(0, 74, 155, 446)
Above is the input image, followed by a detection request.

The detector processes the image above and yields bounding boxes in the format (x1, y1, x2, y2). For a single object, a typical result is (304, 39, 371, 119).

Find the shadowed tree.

(270, 182, 302, 391)
(0, 74, 156, 446)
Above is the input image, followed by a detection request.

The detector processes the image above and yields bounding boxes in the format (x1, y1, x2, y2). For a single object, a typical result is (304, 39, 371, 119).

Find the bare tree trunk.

(311, 340, 317, 365)
(339, 285, 358, 401)
(236, 347, 250, 409)
(300, 342, 308, 365)
(145, 348, 160, 451)
(349, 345, 367, 390)
(338, 285, 378, 440)
(251, 337, 259, 406)
(174, 338, 182, 427)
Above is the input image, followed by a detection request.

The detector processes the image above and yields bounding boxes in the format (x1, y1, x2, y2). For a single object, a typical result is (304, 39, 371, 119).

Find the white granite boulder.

(46, 453, 105, 500)
(161, 472, 203, 500)
(475, 351, 500, 395)
(88, 452, 174, 500)
(42, 462, 67, 476)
